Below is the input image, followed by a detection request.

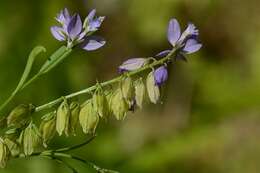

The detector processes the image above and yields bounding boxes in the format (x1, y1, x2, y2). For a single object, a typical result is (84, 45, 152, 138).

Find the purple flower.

(51, 8, 106, 51)
(83, 9, 105, 32)
(154, 66, 168, 86)
(118, 58, 148, 73)
(156, 19, 202, 60)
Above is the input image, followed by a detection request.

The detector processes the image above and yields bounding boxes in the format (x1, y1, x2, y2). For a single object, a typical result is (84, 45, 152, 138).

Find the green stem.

(55, 135, 96, 152)
(35, 48, 176, 112)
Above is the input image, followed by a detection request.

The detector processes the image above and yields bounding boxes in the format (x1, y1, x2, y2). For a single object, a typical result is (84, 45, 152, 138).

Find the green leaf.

(39, 46, 72, 74)
(16, 46, 46, 91)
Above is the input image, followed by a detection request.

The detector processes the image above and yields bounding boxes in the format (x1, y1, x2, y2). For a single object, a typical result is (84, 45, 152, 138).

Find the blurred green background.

(1, 0, 260, 172)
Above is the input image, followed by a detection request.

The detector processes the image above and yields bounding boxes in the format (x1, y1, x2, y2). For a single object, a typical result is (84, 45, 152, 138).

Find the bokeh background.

(1, 0, 260, 172)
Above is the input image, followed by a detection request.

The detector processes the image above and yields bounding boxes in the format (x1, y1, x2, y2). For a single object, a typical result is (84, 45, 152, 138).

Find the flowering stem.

(35, 48, 176, 112)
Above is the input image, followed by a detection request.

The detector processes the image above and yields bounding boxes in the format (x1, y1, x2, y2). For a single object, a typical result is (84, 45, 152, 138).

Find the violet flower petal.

(154, 66, 168, 86)
(82, 36, 106, 51)
(67, 14, 82, 40)
(50, 26, 66, 41)
(155, 50, 171, 58)
(168, 19, 181, 46)
(119, 58, 148, 72)
(183, 39, 202, 54)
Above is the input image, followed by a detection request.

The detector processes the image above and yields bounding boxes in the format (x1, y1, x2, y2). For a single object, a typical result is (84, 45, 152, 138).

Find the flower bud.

(4, 138, 20, 157)
(0, 138, 10, 168)
(146, 71, 160, 104)
(121, 77, 134, 100)
(79, 100, 99, 134)
(56, 100, 70, 136)
(134, 78, 146, 108)
(111, 89, 128, 120)
(4, 128, 20, 141)
(40, 112, 56, 147)
(93, 89, 108, 118)
(23, 122, 42, 156)
(119, 58, 149, 72)
(66, 102, 80, 136)
(7, 104, 35, 128)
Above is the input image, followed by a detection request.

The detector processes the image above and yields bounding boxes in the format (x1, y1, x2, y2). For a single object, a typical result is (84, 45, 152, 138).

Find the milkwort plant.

(0, 7, 202, 173)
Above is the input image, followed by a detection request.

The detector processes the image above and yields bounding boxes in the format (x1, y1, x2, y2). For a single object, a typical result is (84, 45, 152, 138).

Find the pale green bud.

(4, 128, 20, 141)
(56, 100, 70, 136)
(93, 89, 108, 118)
(66, 102, 80, 136)
(111, 89, 128, 120)
(40, 112, 56, 148)
(134, 78, 146, 108)
(4, 138, 20, 157)
(79, 100, 99, 134)
(121, 77, 134, 100)
(7, 104, 35, 128)
(23, 122, 42, 156)
(146, 71, 160, 104)
(0, 138, 10, 168)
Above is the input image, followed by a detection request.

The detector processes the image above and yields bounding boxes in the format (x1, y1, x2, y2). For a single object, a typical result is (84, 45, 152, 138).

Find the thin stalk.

(35, 48, 176, 112)
(55, 135, 96, 152)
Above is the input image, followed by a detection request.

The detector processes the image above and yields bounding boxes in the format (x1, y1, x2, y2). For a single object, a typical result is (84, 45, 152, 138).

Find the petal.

(87, 9, 96, 22)
(155, 50, 171, 58)
(154, 66, 168, 86)
(67, 14, 82, 40)
(183, 39, 202, 54)
(82, 36, 106, 51)
(119, 58, 148, 72)
(50, 26, 66, 41)
(168, 19, 181, 46)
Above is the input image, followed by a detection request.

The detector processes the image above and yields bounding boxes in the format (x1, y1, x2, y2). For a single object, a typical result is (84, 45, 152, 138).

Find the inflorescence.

(0, 8, 202, 172)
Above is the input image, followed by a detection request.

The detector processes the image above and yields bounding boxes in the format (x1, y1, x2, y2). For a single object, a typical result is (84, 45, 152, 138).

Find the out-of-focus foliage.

(0, 0, 260, 172)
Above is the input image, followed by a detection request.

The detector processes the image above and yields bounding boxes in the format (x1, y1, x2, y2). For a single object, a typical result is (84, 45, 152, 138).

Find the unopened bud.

(66, 102, 80, 136)
(4, 138, 20, 157)
(23, 122, 42, 156)
(111, 89, 128, 120)
(7, 104, 35, 128)
(146, 71, 160, 104)
(0, 138, 10, 168)
(40, 112, 56, 147)
(79, 100, 99, 134)
(134, 78, 146, 108)
(56, 99, 70, 136)
(93, 89, 108, 118)
(121, 77, 134, 100)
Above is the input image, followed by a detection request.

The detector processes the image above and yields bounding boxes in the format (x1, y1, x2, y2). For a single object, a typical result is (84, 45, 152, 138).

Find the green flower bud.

(66, 102, 80, 136)
(4, 128, 20, 141)
(146, 71, 160, 104)
(79, 100, 99, 134)
(39, 112, 56, 147)
(23, 122, 42, 156)
(0, 138, 10, 168)
(93, 89, 108, 118)
(121, 77, 134, 100)
(106, 92, 114, 116)
(134, 78, 146, 108)
(7, 104, 35, 128)
(56, 99, 70, 136)
(4, 138, 20, 157)
(111, 89, 128, 120)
